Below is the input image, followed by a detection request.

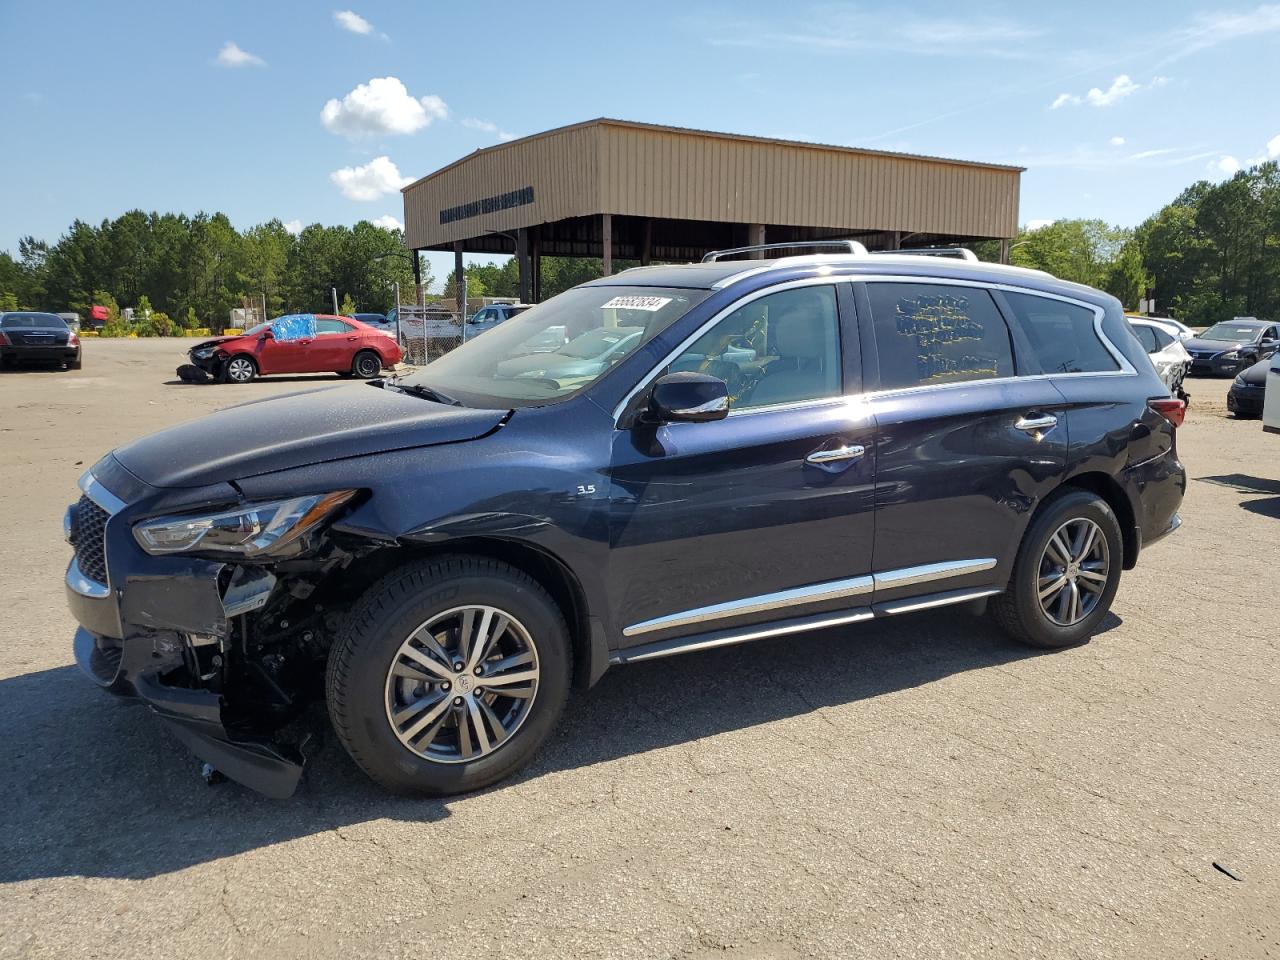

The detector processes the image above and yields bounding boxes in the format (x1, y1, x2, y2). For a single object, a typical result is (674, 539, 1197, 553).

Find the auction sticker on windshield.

(600, 296, 672, 311)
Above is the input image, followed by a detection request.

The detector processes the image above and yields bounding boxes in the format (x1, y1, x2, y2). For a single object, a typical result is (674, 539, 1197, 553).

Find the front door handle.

(806, 443, 866, 465)
(1015, 414, 1058, 432)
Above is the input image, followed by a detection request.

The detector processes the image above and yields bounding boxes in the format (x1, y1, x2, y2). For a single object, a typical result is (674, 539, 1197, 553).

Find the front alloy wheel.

(385, 605, 540, 762)
(224, 356, 256, 383)
(1036, 518, 1109, 626)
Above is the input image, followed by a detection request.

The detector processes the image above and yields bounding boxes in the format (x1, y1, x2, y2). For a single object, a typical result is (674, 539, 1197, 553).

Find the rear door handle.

(806, 444, 866, 465)
(1015, 414, 1058, 432)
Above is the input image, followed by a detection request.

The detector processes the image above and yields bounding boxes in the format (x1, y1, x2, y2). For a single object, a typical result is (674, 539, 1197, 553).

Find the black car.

(64, 243, 1186, 798)
(1184, 319, 1278, 376)
(0, 311, 81, 370)
(1227, 357, 1269, 416)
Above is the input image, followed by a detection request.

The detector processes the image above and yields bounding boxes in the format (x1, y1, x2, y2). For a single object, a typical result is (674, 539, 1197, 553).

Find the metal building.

(401, 118, 1023, 310)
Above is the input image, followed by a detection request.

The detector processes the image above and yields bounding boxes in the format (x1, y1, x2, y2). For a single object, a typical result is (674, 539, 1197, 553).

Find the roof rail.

(876, 246, 979, 262)
(702, 239, 869, 262)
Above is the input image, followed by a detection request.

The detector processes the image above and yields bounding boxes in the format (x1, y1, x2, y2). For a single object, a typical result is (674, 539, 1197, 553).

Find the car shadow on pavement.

(1194, 473, 1280, 495)
(0, 609, 1115, 882)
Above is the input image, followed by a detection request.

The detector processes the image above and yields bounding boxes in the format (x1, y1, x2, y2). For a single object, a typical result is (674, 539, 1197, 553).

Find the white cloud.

(1109, 136, 1126, 146)
(320, 77, 448, 138)
(283, 219, 303, 235)
(334, 10, 374, 34)
(461, 117, 516, 141)
(1052, 74, 1150, 108)
(709, 9, 1041, 59)
(372, 214, 404, 231)
(1157, 4, 1280, 64)
(1269, 133, 1280, 159)
(1213, 155, 1242, 175)
(1025, 219, 1057, 231)
(216, 41, 265, 68)
(330, 155, 412, 201)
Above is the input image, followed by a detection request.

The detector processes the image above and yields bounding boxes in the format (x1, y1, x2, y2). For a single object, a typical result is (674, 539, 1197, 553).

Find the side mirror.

(646, 372, 729, 424)
(260, 328, 274, 340)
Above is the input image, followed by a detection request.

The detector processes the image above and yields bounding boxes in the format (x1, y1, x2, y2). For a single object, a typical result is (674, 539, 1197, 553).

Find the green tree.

(339, 292, 357, 316)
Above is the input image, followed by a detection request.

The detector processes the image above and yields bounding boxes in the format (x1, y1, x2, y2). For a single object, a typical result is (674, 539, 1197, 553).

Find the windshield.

(242, 321, 271, 336)
(1, 313, 66, 330)
(394, 285, 709, 407)
(1201, 322, 1262, 341)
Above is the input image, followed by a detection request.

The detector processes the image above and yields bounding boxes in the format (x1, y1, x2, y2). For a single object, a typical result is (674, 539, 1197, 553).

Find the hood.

(190, 336, 243, 352)
(1184, 336, 1251, 353)
(1239, 358, 1270, 385)
(112, 384, 510, 487)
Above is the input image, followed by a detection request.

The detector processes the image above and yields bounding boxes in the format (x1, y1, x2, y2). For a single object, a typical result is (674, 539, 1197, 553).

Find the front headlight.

(1233, 374, 1246, 386)
(133, 491, 357, 558)
(191, 347, 215, 359)
(1220, 351, 1239, 360)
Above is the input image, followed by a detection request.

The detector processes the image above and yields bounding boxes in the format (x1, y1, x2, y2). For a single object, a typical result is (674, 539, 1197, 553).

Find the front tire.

(222, 355, 257, 384)
(326, 556, 572, 795)
(990, 489, 1123, 649)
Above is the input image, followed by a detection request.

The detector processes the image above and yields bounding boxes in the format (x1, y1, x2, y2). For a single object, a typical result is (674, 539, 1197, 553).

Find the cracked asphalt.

(2, 339, 1278, 959)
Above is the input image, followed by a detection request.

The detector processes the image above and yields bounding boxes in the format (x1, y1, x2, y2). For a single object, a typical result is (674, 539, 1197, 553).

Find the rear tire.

(352, 350, 382, 379)
(326, 556, 572, 795)
(990, 489, 1123, 649)
(66, 357, 82, 371)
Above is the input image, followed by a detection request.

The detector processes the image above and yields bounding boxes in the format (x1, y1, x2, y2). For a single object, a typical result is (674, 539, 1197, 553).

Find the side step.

(612, 587, 999, 665)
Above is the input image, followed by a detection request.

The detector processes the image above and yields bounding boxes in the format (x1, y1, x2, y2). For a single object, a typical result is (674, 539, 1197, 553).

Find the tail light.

(68, 333, 80, 347)
(0, 331, 8, 345)
(1149, 397, 1186, 428)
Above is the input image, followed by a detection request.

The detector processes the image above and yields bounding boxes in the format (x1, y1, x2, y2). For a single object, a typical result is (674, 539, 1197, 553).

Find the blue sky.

(3, 0, 1279, 283)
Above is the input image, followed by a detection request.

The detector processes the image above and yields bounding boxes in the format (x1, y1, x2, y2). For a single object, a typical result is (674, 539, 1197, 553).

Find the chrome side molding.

(615, 584, 1002, 665)
(623, 574, 874, 637)
(624, 557, 997, 638)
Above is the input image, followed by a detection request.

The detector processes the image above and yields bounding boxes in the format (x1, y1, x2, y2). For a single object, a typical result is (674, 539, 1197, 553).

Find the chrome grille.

(72, 494, 109, 585)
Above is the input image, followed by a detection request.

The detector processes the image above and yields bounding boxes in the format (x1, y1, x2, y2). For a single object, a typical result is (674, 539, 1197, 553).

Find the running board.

(612, 587, 1001, 665)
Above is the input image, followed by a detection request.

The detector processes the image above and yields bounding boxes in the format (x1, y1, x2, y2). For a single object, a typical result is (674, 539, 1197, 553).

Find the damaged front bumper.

(65, 464, 317, 798)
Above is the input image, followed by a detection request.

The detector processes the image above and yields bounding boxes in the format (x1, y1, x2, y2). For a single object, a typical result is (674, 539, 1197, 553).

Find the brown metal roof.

(402, 118, 1023, 252)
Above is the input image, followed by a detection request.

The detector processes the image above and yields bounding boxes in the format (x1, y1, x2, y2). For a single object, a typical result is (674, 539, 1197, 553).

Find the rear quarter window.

(1004, 292, 1119, 374)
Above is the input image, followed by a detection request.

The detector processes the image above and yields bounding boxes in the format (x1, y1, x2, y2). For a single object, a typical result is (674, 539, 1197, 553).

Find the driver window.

(666, 286, 841, 410)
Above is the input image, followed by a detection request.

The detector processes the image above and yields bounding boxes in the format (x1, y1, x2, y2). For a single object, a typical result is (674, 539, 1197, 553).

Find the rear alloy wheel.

(990, 489, 1122, 649)
(223, 355, 256, 384)
(326, 557, 571, 795)
(352, 350, 382, 379)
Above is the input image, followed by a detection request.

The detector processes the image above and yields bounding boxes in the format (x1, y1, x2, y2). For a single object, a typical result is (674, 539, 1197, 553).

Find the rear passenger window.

(1003, 291, 1119, 374)
(1130, 324, 1158, 353)
(866, 283, 1014, 390)
(1151, 328, 1174, 350)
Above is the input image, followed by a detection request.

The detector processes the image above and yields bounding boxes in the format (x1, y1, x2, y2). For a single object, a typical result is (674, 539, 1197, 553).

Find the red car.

(184, 314, 402, 383)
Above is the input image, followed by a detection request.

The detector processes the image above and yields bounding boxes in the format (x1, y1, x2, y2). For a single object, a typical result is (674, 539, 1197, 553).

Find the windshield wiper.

(387, 381, 463, 406)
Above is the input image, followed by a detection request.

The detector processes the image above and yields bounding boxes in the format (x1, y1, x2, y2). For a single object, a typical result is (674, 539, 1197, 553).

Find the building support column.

(601, 213, 613, 276)
(516, 228, 531, 303)
(999, 238, 1011, 264)
(531, 228, 542, 303)
(454, 241, 465, 317)
(887, 231, 901, 251)
(747, 223, 766, 258)
(641, 218, 653, 266)
(411, 250, 424, 305)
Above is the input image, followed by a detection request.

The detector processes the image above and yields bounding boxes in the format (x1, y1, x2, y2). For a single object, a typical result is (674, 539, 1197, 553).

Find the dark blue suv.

(64, 243, 1186, 797)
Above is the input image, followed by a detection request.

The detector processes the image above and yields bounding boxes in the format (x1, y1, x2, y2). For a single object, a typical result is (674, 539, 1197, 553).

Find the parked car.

(1146, 316, 1194, 340)
(181, 313, 401, 383)
(57, 311, 82, 333)
(1264, 350, 1280, 434)
(65, 244, 1185, 798)
(468, 302, 531, 337)
(0, 311, 81, 370)
(1127, 317, 1191, 398)
(352, 312, 394, 335)
(1227, 357, 1270, 417)
(1184, 318, 1279, 376)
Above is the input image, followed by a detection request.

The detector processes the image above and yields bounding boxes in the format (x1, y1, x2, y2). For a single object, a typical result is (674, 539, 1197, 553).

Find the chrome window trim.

(79, 470, 127, 516)
(66, 557, 110, 598)
(613, 274, 1136, 426)
(622, 557, 995, 638)
(611, 275, 845, 424)
(859, 275, 1136, 380)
